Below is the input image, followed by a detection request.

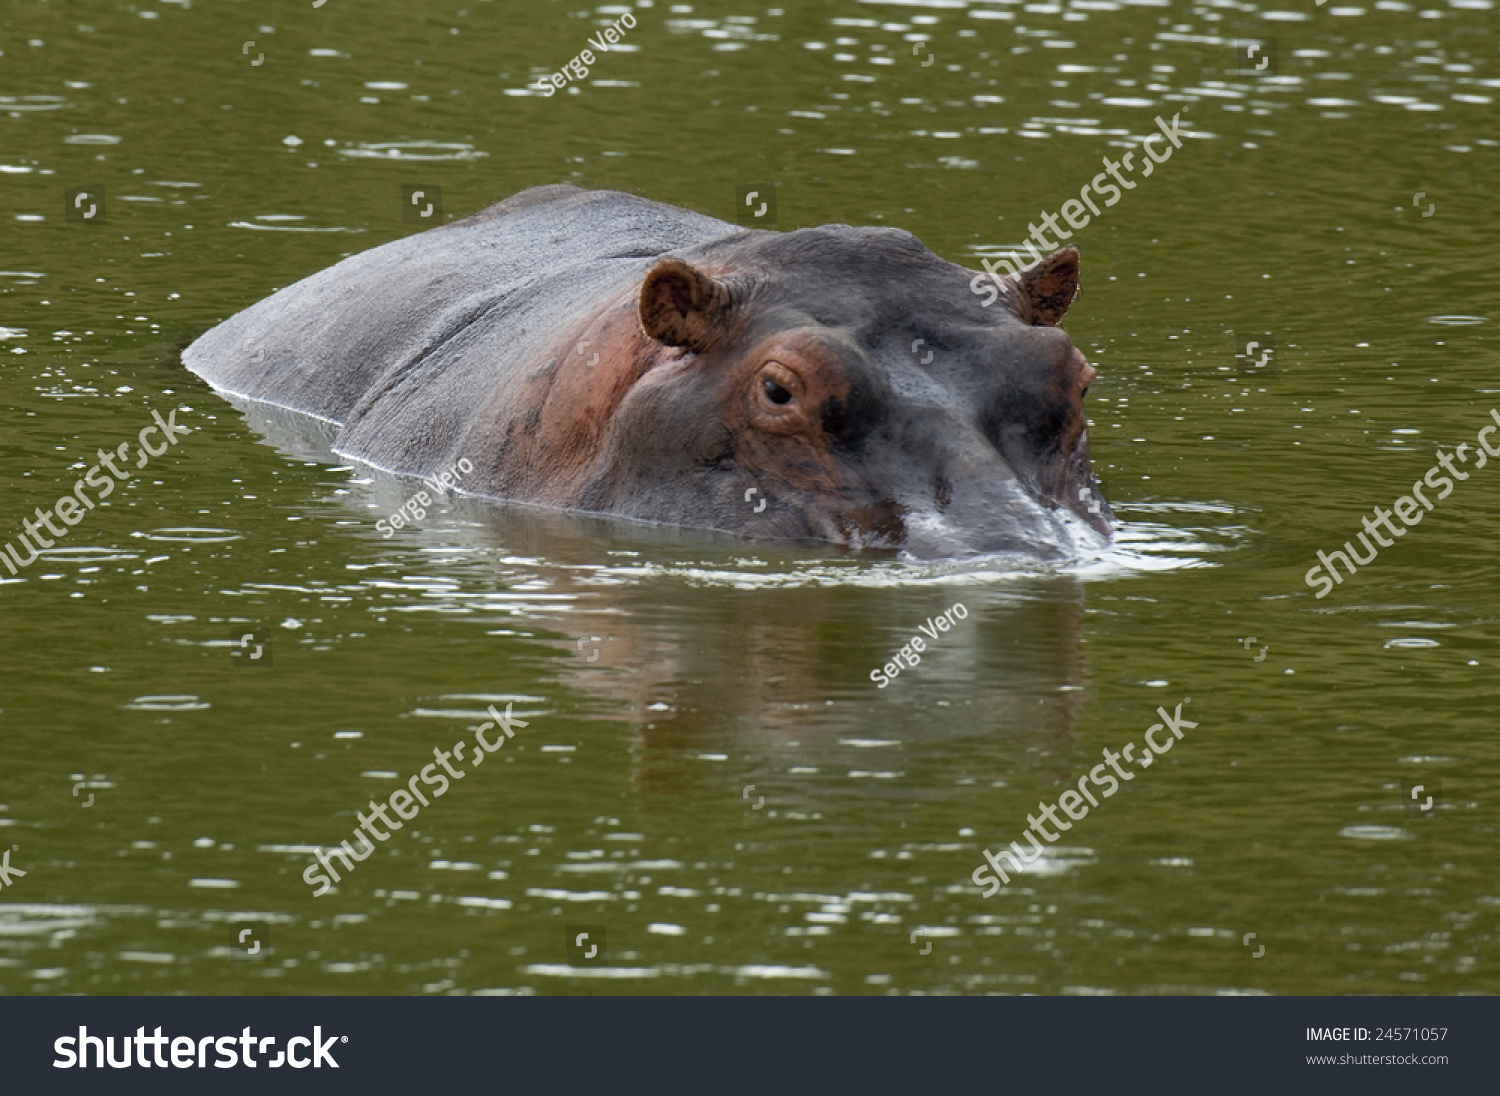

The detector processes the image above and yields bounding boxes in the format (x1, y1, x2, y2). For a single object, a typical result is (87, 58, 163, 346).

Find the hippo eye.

(763, 378, 793, 405)
(750, 360, 808, 434)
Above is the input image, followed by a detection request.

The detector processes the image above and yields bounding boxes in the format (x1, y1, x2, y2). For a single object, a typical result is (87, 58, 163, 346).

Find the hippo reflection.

(219, 397, 1091, 805)
(184, 185, 1111, 559)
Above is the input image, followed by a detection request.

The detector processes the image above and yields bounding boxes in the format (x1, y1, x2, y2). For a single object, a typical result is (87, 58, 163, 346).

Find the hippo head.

(587, 225, 1111, 559)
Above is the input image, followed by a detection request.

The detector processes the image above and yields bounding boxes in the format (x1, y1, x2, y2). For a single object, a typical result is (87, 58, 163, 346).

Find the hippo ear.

(638, 258, 737, 353)
(1015, 245, 1080, 327)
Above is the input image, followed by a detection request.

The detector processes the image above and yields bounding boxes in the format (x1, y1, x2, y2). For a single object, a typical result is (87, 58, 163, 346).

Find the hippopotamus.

(183, 184, 1111, 558)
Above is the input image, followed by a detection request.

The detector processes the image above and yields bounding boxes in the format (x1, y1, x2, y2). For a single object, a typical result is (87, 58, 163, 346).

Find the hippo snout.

(883, 417, 1103, 560)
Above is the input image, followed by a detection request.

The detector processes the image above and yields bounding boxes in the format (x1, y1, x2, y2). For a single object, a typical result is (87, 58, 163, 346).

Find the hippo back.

(183, 185, 737, 465)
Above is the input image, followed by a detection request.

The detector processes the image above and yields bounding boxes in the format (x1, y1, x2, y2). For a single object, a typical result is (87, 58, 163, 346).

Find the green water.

(1, 0, 1497, 995)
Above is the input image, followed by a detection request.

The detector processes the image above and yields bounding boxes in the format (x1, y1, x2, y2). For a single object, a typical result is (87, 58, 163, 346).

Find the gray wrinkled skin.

(184, 184, 1112, 559)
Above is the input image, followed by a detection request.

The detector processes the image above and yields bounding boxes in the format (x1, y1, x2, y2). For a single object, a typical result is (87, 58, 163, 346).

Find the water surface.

(1, 0, 1497, 995)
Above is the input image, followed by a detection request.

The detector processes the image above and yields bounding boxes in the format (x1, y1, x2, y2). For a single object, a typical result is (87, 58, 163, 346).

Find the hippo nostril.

(763, 378, 792, 405)
(933, 475, 953, 512)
